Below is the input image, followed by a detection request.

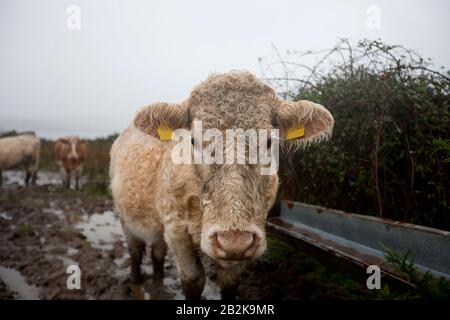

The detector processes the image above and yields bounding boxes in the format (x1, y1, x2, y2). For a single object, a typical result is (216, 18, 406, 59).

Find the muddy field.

(0, 171, 429, 300)
(0, 171, 225, 300)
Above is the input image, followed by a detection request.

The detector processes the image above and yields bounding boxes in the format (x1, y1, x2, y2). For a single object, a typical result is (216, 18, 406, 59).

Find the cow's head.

(134, 71, 334, 262)
(57, 136, 87, 166)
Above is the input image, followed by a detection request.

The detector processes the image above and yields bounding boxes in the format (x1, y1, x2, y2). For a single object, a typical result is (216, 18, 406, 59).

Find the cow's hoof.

(182, 278, 204, 300)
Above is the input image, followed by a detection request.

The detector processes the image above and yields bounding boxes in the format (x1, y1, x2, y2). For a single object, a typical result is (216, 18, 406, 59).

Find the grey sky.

(1, 0, 449, 139)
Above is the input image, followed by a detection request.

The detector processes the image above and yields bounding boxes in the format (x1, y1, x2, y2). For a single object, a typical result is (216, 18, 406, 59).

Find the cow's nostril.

(212, 230, 258, 260)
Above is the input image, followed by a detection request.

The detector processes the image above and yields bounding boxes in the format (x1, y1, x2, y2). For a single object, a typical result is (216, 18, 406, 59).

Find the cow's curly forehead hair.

(189, 71, 276, 100)
(187, 71, 277, 130)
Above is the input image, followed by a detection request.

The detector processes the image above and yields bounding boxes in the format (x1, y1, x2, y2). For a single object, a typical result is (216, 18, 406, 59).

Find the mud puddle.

(2, 170, 86, 189)
(0, 266, 40, 299)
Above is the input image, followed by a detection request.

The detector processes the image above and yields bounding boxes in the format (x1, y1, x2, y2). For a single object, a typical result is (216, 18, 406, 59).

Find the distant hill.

(0, 116, 114, 139)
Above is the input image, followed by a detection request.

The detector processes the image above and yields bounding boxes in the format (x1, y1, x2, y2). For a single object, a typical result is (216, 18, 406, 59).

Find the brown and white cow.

(0, 133, 40, 185)
(110, 71, 334, 299)
(54, 136, 87, 189)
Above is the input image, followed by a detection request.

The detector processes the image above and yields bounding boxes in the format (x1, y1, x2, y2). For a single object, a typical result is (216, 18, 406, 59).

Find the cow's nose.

(211, 230, 259, 260)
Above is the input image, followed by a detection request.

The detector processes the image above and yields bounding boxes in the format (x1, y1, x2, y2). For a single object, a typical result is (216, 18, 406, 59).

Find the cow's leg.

(25, 170, 31, 185)
(164, 225, 205, 300)
(123, 227, 146, 284)
(31, 171, 38, 185)
(216, 261, 246, 300)
(65, 171, 71, 189)
(74, 167, 82, 190)
(28, 161, 38, 185)
(75, 174, 80, 190)
(151, 236, 166, 284)
(59, 167, 67, 188)
(0, 170, 2, 186)
(24, 162, 31, 185)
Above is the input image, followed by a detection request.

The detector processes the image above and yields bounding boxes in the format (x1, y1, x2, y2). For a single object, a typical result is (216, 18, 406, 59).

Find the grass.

(61, 225, 88, 242)
(20, 197, 43, 209)
(259, 235, 371, 299)
(383, 247, 450, 299)
(18, 223, 33, 236)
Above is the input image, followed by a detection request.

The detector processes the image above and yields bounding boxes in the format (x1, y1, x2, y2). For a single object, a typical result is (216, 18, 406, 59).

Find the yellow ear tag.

(157, 125, 174, 141)
(286, 124, 305, 140)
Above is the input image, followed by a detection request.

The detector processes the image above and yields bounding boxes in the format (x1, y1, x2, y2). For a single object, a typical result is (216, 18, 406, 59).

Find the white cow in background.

(0, 133, 41, 185)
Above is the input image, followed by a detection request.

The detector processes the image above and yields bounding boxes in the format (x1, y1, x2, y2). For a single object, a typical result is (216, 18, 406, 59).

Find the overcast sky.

(1, 0, 449, 139)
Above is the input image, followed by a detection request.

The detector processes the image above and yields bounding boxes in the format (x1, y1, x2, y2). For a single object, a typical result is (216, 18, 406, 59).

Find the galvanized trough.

(267, 201, 450, 284)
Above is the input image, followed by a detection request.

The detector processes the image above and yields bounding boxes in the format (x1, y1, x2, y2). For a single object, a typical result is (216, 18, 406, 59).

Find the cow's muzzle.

(209, 230, 260, 260)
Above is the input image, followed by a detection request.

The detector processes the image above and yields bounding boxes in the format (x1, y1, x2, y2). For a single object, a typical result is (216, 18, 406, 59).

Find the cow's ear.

(274, 100, 334, 151)
(133, 102, 190, 140)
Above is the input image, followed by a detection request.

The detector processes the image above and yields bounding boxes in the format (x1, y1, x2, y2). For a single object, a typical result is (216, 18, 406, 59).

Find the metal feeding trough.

(267, 201, 450, 285)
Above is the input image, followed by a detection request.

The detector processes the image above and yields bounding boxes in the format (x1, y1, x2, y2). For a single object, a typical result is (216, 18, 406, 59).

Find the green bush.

(271, 39, 450, 230)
